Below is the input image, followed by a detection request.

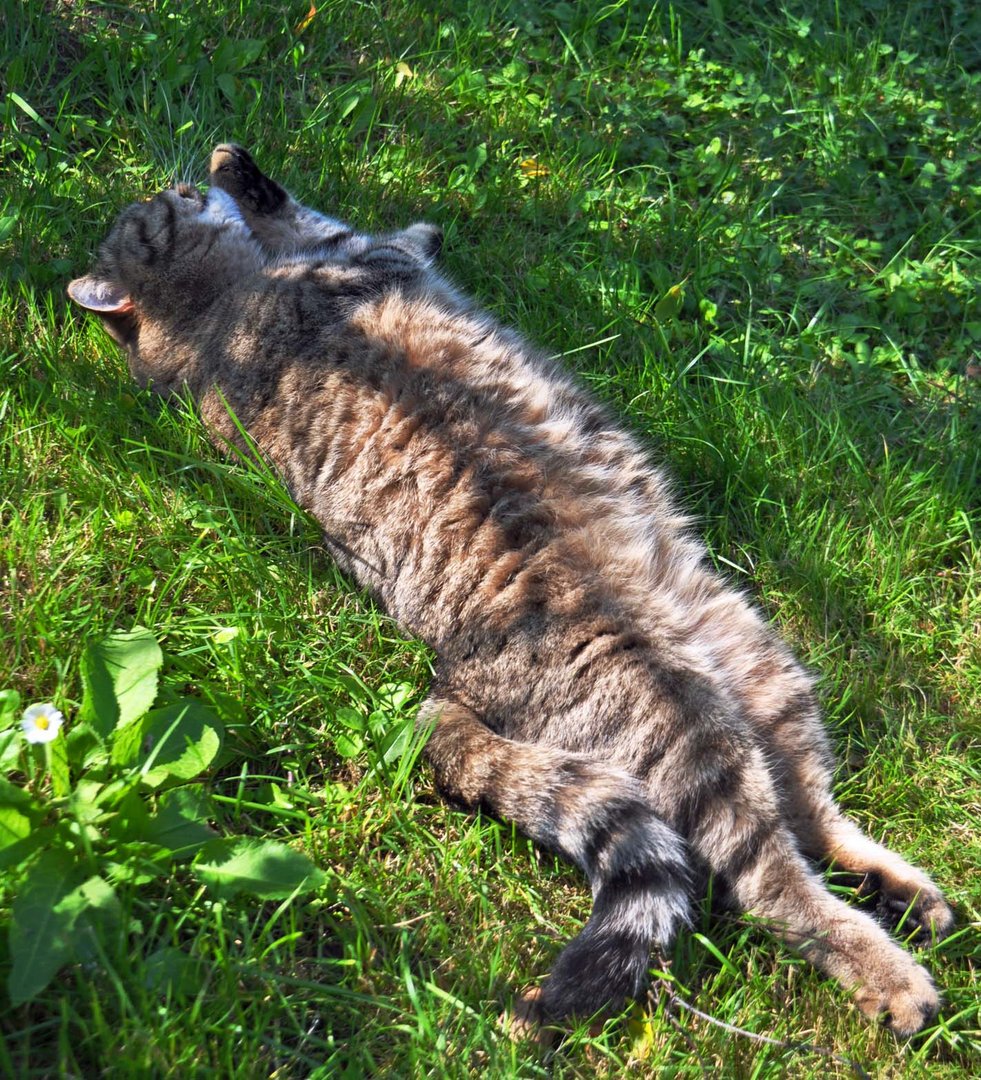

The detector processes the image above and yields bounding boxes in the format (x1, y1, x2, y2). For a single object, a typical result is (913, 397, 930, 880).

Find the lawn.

(1, 0, 979, 1076)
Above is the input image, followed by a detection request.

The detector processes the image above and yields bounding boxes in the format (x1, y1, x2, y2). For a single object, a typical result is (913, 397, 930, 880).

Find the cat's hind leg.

(653, 721, 943, 1036)
(689, 594, 953, 941)
(418, 692, 692, 1021)
(799, 802, 954, 940)
(759, 685, 953, 940)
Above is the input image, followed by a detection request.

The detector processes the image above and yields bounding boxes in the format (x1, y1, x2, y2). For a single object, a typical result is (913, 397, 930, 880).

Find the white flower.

(21, 703, 65, 744)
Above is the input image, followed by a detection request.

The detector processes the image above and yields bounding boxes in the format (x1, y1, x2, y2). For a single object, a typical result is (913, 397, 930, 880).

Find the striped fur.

(67, 144, 953, 1036)
(418, 696, 692, 1018)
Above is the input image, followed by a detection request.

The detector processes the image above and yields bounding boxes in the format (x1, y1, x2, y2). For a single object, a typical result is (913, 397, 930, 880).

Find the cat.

(68, 143, 954, 1036)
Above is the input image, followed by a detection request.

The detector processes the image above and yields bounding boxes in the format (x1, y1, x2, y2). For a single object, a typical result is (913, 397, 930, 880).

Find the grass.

(1, 0, 979, 1075)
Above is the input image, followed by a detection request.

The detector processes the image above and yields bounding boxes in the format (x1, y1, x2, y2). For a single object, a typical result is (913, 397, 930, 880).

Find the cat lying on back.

(68, 144, 953, 1036)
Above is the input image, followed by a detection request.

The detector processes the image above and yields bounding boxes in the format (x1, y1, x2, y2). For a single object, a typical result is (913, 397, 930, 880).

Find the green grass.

(2, 0, 979, 1075)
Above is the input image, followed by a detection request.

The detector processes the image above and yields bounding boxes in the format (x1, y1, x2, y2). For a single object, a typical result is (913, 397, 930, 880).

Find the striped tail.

(418, 694, 692, 1019)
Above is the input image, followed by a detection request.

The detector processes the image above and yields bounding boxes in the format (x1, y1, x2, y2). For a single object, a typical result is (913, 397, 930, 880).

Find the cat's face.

(68, 177, 443, 362)
(67, 183, 262, 354)
(68, 144, 448, 381)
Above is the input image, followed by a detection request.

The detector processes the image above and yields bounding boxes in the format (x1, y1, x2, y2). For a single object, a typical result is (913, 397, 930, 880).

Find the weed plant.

(1, 1, 979, 1076)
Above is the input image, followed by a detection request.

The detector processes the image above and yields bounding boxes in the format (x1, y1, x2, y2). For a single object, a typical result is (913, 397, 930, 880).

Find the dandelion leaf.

(194, 838, 325, 899)
(80, 627, 163, 739)
(111, 700, 223, 787)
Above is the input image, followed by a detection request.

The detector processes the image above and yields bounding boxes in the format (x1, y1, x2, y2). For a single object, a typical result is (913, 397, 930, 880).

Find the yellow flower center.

(36, 716, 50, 730)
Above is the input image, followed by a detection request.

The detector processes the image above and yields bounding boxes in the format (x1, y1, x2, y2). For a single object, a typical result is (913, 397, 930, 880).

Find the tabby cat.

(68, 144, 953, 1036)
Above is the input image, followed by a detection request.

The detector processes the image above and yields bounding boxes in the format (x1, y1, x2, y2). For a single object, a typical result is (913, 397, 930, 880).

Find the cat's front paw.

(209, 144, 287, 215)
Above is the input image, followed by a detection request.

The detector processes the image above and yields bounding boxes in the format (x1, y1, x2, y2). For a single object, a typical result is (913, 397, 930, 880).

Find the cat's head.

(67, 183, 261, 357)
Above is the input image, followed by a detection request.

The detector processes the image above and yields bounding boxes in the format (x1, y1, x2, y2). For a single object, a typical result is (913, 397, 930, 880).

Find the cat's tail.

(418, 694, 692, 1020)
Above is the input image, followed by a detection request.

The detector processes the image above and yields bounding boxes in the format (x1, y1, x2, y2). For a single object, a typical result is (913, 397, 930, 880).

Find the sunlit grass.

(1, 0, 979, 1075)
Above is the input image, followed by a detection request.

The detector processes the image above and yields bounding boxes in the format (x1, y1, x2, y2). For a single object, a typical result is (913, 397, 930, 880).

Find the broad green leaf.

(0, 689, 21, 730)
(375, 682, 414, 710)
(142, 946, 202, 998)
(104, 841, 169, 886)
(699, 297, 719, 325)
(108, 788, 153, 840)
(0, 776, 35, 808)
(0, 825, 47, 871)
(0, 728, 20, 770)
(334, 706, 366, 732)
(267, 782, 294, 809)
(65, 721, 109, 770)
(141, 788, 216, 857)
(70, 778, 117, 825)
(201, 689, 248, 727)
(8, 850, 85, 1004)
(194, 838, 325, 899)
(378, 719, 413, 765)
(216, 72, 239, 105)
(80, 627, 163, 740)
(212, 37, 266, 72)
(334, 731, 363, 758)
(0, 214, 19, 245)
(70, 876, 122, 962)
(46, 734, 70, 798)
(0, 806, 30, 852)
(111, 699, 223, 787)
(72, 876, 119, 916)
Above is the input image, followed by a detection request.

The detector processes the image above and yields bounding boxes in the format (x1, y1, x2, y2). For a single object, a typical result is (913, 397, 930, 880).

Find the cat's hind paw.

(853, 954, 941, 1037)
(872, 880, 955, 943)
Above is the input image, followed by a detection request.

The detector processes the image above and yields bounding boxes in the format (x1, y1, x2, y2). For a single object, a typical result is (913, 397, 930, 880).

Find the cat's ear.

(398, 223, 443, 266)
(67, 276, 138, 347)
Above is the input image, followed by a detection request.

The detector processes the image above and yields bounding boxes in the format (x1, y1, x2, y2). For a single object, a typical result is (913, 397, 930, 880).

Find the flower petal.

(21, 703, 65, 744)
